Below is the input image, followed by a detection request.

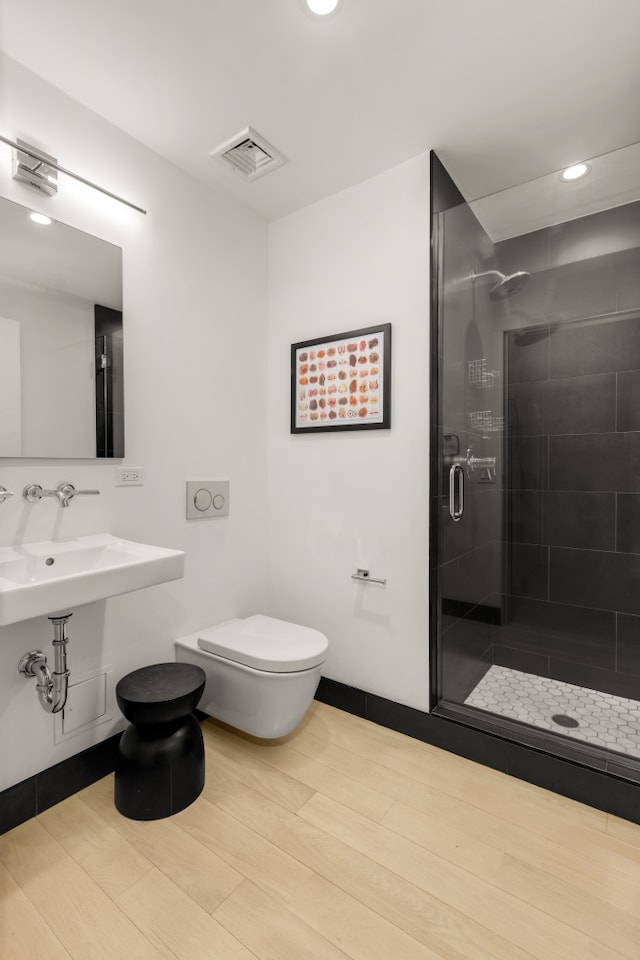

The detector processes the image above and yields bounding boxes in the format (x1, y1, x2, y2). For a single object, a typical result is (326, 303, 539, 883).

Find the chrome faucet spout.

(56, 483, 100, 507)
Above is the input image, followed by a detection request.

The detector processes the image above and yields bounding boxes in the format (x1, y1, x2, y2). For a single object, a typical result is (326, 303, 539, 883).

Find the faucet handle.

(57, 483, 100, 506)
(23, 483, 44, 503)
(23, 483, 101, 507)
(0, 485, 14, 503)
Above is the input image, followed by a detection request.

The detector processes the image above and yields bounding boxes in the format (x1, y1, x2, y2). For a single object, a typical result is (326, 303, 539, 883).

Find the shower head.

(472, 268, 531, 301)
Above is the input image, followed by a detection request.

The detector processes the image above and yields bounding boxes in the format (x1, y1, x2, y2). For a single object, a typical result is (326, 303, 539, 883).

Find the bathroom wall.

(0, 54, 270, 792)
(267, 155, 431, 711)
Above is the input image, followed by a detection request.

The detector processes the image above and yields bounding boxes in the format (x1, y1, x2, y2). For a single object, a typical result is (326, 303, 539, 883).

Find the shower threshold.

(465, 665, 640, 760)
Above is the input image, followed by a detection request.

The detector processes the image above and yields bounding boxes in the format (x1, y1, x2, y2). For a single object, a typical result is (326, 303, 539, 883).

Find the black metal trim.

(429, 152, 442, 710)
(429, 150, 468, 711)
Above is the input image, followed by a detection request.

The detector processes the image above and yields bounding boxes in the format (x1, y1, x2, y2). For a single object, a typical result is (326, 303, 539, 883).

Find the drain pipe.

(18, 613, 72, 714)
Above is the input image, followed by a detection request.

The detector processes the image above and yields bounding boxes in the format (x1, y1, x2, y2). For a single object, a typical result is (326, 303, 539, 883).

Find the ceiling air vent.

(210, 127, 287, 181)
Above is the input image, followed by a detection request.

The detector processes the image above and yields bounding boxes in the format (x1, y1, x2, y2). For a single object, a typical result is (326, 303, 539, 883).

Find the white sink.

(0, 533, 185, 625)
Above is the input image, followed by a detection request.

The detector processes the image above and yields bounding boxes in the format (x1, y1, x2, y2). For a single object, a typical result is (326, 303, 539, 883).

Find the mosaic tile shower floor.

(465, 665, 640, 759)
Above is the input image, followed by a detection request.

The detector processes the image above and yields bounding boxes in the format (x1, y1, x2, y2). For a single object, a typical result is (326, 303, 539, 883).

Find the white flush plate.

(186, 480, 229, 519)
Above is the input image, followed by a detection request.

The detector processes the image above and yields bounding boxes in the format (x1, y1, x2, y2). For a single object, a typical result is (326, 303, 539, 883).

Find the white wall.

(0, 55, 269, 791)
(0, 56, 432, 794)
(267, 155, 431, 711)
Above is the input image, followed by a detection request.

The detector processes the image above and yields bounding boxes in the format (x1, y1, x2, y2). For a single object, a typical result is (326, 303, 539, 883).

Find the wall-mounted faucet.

(23, 482, 100, 508)
(0, 485, 14, 504)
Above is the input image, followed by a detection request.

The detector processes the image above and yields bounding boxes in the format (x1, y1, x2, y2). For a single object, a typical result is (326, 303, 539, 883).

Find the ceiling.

(1, 0, 640, 222)
(472, 140, 640, 242)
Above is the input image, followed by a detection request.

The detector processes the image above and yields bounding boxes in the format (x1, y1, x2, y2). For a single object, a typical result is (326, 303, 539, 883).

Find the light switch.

(186, 480, 229, 519)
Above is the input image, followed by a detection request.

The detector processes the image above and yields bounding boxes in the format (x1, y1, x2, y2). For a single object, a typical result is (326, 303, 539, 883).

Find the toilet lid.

(196, 615, 328, 673)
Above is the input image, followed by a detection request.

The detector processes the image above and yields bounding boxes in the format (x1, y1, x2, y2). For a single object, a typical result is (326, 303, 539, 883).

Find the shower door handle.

(449, 463, 464, 522)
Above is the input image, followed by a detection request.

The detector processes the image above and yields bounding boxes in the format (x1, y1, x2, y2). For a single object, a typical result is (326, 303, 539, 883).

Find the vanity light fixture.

(561, 161, 591, 182)
(306, 0, 340, 14)
(0, 135, 147, 215)
(29, 212, 52, 225)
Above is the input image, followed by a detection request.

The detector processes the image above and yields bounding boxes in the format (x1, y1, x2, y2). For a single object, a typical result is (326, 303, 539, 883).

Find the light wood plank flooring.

(2, 701, 640, 960)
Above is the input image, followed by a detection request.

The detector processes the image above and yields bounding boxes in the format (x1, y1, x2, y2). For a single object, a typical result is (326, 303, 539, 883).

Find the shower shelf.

(468, 359, 499, 389)
(469, 410, 504, 433)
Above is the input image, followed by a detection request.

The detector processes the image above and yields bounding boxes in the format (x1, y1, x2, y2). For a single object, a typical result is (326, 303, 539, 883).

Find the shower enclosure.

(94, 304, 124, 458)
(431, 143, 640, 783)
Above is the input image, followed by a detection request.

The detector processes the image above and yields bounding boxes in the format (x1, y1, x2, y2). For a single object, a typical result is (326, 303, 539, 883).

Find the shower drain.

(551, 714, 579, 728)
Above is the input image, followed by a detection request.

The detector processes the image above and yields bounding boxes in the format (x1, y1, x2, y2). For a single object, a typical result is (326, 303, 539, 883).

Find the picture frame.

(291, 323, 391, 433)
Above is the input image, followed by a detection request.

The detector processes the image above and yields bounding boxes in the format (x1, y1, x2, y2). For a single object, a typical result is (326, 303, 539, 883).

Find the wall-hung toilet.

(175, 615, 328, 738)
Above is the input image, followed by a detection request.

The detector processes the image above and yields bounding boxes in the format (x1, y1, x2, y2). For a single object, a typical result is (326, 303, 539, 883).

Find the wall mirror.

(0, 195, 124, 458)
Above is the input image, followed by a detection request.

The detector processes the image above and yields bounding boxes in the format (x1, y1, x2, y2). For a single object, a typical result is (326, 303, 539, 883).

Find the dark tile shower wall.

(502, 309, 640, 700)
(95, 304, 124, 458)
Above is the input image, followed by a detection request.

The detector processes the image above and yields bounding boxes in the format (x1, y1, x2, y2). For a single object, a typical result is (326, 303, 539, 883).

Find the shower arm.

(472, 270, 504, 283)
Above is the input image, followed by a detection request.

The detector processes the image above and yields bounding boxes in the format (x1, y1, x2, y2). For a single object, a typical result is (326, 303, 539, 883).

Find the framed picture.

(291, 323, 391, 433)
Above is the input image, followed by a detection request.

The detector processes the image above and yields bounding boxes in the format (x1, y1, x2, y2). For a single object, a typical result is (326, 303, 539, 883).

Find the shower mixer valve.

(466, 446, 497, 483)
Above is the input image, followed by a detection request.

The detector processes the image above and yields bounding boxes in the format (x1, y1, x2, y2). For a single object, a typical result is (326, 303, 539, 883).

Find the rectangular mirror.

(0, 195, 123, 457)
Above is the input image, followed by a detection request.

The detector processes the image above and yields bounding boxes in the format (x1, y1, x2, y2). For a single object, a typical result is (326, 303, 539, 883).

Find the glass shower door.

(434, 197, 505, 709)
(432, 144, 640, 770)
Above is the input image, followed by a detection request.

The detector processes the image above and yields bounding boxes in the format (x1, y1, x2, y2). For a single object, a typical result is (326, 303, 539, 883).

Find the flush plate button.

(186, 481, 229, 519)
(194, 488, 213, 512)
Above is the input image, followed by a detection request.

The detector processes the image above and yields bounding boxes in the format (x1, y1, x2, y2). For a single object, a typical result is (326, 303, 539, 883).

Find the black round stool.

(114, 662, 206, 820)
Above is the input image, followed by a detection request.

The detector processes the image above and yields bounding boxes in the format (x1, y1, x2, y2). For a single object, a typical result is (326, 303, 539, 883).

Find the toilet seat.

(196, 615, 328, 674)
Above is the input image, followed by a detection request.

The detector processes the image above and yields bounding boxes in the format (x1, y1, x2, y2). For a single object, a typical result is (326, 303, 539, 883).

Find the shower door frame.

(428, 151, 445, 714)
(427, 150, 640, 788)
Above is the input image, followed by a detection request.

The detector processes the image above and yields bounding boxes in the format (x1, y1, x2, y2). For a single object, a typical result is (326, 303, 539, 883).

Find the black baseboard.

(6, 686, 640, 834)
(315, 677, 640, 825)
(0, 733, 122, 835)
(1, 711, 210, 835)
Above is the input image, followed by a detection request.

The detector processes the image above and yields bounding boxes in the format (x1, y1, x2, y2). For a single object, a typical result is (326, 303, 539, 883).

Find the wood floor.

(2, 701, 640, 960)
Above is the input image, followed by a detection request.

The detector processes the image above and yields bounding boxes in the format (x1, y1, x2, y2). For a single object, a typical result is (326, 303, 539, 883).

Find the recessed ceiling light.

(306, 0, 340, 15)
(29, 212, 52, 225)
(561, 162, 591, 182)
